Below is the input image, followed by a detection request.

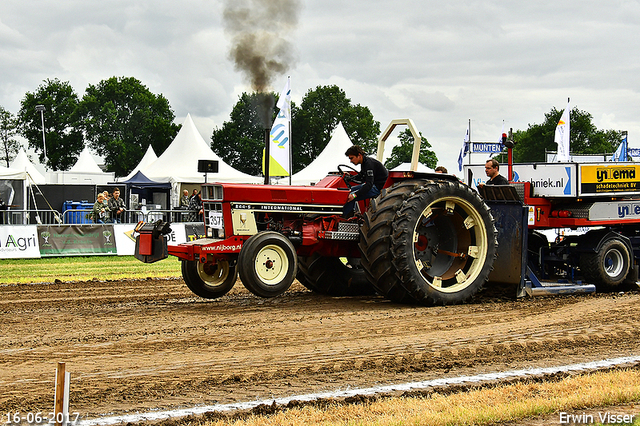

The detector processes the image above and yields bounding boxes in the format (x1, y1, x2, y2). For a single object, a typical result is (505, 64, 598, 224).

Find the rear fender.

(568, 229, 633, 255)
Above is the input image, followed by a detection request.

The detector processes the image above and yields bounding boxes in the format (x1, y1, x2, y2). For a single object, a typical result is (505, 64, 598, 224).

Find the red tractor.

(135, 120, 498, 305)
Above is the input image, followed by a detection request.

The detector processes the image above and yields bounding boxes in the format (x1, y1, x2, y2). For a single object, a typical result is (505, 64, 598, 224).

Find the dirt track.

(1, 277, 639, 421)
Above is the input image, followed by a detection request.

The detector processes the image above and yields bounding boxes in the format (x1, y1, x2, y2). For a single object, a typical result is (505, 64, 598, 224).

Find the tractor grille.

(338, 222, 359, 233)
(203, 185, 224, 201)
(320, 222, 360, 240)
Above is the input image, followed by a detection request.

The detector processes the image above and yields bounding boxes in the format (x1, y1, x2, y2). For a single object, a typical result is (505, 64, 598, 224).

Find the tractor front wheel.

(182, 259, 237, 299)
(238, 232, 298, 298)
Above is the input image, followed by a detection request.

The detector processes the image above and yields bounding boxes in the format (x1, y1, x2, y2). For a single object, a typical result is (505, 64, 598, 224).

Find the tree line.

(1, 77, 180, 175)
(0, 75, 627, 177)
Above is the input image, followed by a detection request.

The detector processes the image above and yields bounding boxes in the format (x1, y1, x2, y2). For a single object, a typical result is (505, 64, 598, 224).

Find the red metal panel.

(214, 183, 350, 205)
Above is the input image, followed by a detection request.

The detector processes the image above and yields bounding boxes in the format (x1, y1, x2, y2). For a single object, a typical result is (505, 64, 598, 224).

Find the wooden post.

(54, 362, 66, 426)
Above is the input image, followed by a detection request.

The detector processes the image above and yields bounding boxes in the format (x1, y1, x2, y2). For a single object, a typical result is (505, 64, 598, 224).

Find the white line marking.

(79, 355, 640, 426)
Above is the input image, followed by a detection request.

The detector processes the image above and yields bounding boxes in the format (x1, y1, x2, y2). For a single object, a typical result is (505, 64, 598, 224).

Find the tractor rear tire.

(182, 259, 237, 299)
(359, 180, 430, 303)
(391, 180, 498, 305)
(296, 265, 321, 293)
(238, 231, 298, 298)
(579, 237, 631, 290)
(359, 179, 497, 305)
(297, 254, 375, 296)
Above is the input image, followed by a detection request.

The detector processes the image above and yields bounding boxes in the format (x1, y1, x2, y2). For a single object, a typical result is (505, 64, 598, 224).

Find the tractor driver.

(342, 145, 389, 218)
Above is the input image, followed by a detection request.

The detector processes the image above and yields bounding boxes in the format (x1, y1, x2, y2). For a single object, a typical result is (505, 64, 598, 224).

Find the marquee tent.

(0, 167, 26, 180)
(49, 146, 115, 184)
(9, 148, 46, 185)
(289, 122, 354, 185)
(390, 162, 435, 173)
(120, 170, 172, 210)
(121, 170, 172, 190)
(122, 145, 158, 181)
(0, 166, 27, 211)
(142, 114, 262, 184)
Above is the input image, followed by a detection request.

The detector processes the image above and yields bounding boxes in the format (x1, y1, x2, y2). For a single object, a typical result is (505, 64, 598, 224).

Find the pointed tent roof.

(142, 114, 261, 183)
(121, 170, 171, 189)
(9, 148, 46, 184)
(290, 122, 354, 185)
(123, 145, 158, 181)
(69, 146, 104, 173)
(391, 162, 435, 173)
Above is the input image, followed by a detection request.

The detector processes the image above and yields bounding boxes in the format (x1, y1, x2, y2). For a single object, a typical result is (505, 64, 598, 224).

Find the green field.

(0, 255, 182, 284)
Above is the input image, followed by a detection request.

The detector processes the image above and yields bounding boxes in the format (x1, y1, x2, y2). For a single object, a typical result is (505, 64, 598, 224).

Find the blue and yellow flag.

(264, 77, 291, 177)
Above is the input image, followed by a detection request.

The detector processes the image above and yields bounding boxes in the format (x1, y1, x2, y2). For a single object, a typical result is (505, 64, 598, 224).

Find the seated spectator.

(92, 193, 107, 224)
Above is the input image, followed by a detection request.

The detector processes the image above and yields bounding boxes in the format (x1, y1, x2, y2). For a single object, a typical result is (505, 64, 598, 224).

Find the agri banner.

(113, 223, 188, 256)
(0, 225, 40, 258)
(37, 225, 117, 256)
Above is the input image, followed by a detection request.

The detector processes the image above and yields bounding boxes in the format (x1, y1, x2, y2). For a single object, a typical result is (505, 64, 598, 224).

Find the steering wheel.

(338, 164, 359, 189)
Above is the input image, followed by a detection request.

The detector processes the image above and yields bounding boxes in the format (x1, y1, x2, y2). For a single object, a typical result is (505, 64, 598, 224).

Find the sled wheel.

(297, 254, 375, 296)
(182, 259, 237, 299)
(238, 232, 297, 298)
(580, 238, 630, 290)
(359, 180, 428, 303)
(391, 180, 497, 305)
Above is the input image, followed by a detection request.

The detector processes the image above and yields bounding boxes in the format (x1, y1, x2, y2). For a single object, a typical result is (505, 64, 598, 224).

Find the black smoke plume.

(223, 0, 300, 93)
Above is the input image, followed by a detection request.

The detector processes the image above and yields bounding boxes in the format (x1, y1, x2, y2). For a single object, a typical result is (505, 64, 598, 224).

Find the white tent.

(142, 114, 261, 184)
(0, 166, 27, 211)
(0, 166, 27, 180)
(9, 148, 46, 184)
(122, 145, 158, 181)
(289, 122, 354, 185)
(69, 146, 104, 173)
(391, 162, 435, 173)
(49, 146, 115, 184)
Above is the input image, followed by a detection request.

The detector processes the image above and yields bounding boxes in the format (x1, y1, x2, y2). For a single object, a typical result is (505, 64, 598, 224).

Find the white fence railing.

(61, 208, 201, 224)
(0, 209, 63, 225)
(0, 209, 201, 225)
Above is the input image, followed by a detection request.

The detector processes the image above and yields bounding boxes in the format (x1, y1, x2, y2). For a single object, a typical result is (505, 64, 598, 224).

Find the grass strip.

(0, 256, 182, 284)
(202, 369, 640, 426)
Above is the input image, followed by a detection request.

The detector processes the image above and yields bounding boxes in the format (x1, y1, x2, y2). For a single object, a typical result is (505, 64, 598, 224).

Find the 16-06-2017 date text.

(4, 412, 80, 425)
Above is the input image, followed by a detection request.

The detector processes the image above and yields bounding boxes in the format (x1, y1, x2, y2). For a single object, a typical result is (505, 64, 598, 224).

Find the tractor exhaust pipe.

(263, 128, 271, 184)
(258, 93, 275, 185)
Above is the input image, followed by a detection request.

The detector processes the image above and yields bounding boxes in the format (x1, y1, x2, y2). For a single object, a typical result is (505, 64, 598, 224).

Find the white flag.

(267, 77, 292, 177)
(555, 100, 570, 162)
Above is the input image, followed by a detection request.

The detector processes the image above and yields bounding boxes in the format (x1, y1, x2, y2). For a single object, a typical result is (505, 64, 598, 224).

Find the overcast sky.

(1, 0, 639, 175)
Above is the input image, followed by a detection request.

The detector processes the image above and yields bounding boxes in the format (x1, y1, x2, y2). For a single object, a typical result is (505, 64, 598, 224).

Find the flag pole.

(468, 118, 471, 166)
(288, 76, 292, 185)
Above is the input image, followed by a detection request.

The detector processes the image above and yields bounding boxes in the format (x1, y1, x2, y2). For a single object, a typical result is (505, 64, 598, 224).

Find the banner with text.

(37, 225, 117, 256)
(0, 225, 40, 258)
